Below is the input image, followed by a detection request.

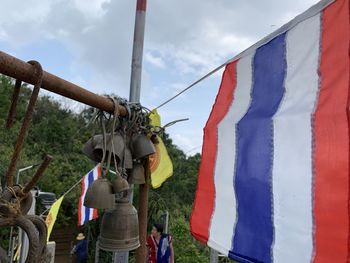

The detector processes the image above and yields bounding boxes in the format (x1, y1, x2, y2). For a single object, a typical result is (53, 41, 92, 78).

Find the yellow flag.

(45, 195, 64, 241)
(149, 110, 173, 188)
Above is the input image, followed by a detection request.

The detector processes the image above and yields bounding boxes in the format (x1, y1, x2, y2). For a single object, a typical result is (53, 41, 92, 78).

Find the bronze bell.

(111, 174, 129, 193)
(128, 163, 145, 184)
(131, 134, 156, 160)
(98, 198, 140, 252)
(82, 132, 125, 164)
(84, 178, 115, 209)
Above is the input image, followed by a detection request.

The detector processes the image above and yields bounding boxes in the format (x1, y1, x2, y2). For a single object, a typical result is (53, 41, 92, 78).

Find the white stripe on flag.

(81, 172, 90, 224)
(208, 53, 254, 255)
(89, 166, 99, 221)
(272, 14, 321, 262)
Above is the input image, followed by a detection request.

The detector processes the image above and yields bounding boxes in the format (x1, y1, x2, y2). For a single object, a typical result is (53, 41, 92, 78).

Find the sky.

(0, 0, 321, 155)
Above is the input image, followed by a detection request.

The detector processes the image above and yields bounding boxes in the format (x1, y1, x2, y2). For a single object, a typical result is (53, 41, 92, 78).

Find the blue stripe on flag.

(84, 170, 94, 224)
(230, 33, 286, 263)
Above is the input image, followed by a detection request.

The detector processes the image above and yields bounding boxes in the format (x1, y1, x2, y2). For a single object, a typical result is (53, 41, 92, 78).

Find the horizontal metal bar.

(0, 51, 127, 115)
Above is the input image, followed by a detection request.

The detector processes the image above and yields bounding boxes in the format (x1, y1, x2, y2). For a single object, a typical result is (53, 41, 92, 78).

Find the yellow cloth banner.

(149, 110, 173, 188)
(45, 195, 64, 241)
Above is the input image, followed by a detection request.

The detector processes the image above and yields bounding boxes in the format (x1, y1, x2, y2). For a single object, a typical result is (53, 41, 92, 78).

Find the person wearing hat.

(71, 233, 88, 263)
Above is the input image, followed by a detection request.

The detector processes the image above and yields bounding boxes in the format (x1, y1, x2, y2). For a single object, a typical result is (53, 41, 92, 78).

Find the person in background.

(71, 233, 87, 263)
(146, 223, 174, 263)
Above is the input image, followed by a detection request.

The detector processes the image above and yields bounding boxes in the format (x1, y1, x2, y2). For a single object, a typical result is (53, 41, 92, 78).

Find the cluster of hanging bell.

(81, 99, 156, 252)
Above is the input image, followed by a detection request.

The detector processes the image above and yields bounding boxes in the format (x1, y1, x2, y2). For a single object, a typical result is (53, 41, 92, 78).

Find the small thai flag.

(78, 164, 101, 226)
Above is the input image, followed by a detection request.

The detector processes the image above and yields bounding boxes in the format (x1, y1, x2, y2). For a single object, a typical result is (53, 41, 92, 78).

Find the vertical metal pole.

(133, 2, 148, 261)
(164, 211, 169, 234)
(135, 161, 150, 263)
(210, 249, 219, 263)
(136, 159, 151, 263)
(129, 0, 147, 103)
(94, 241, 100, 263)
(115, 0, 147, 262)
(10, 236, 15, 262)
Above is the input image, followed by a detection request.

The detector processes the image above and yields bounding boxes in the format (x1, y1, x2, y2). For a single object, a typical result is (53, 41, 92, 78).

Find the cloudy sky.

(0, 0, 320, 154)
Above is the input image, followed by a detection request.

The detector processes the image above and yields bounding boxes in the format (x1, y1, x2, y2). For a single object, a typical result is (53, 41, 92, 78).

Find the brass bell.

(131, 134, 156, 160)
(128, 163, 145, 184)
(98, 198, 140, 252)
(84, 178, 115, 209)
(82, 133, 125, 164)
(111, 174, 129, 193)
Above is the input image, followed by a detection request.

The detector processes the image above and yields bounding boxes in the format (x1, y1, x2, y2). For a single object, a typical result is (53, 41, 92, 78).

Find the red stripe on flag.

(313, 0, 350, 262)
(78, 176, 86, 226)
(190, 61, 238, 243)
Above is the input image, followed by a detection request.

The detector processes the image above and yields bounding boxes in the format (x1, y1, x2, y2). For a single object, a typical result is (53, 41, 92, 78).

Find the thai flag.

(190, 0, 349, 262)
(78, 164, 101, 226)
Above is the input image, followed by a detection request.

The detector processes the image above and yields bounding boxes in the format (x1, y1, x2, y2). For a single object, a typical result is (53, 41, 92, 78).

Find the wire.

(185, 145, 202, 155)
(155, 59, 232, 110)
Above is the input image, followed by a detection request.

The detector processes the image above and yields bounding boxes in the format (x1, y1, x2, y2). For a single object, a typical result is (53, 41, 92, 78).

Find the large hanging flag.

(149, 110, 173, 188)
(78, 164, 101, 226)
(190, 0, 350, 262)
(45, 196, 64, 241)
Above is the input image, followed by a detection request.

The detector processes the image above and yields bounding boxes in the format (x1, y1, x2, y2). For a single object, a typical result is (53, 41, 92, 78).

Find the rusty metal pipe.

(6, 79, 22, 129)
(22, 155, 53, 194)
(5, 61, 43, 187)
(0, 51, 127, 115)
(135, 159, 149, 263)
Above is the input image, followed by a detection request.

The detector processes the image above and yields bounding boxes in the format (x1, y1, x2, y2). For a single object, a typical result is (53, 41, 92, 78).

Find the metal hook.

(5, 60, 43, 187)
(6, 79, 22, 129)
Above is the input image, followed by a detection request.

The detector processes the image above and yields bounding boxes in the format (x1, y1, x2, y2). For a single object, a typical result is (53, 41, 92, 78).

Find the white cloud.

(73, 0, 111, 18)
(145, 52, 166, 68)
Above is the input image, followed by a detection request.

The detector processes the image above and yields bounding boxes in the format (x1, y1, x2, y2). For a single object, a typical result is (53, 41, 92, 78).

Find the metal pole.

(115, 0, 147, 262)
(94, 241, 100, 263)
(164, 211, 169, 234)
(129, 0, 147, 103)
(133, 1, 148, 262)
(0, 51, 127, 115)
(135, 161, 149, 263)
(210, 249, 219, 263)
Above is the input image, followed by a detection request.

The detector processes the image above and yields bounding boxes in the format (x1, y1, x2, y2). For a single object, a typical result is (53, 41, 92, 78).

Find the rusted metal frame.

(22, 155, 53, 194)
(5, 61, 43, 187)
(6, 79, 22, 129)
(0, 215, 40, 263)
(0, 51, 127, 116)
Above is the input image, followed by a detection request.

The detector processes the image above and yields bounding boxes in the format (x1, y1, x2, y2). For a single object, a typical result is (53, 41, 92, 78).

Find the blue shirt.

(75, 240, 87, 262)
